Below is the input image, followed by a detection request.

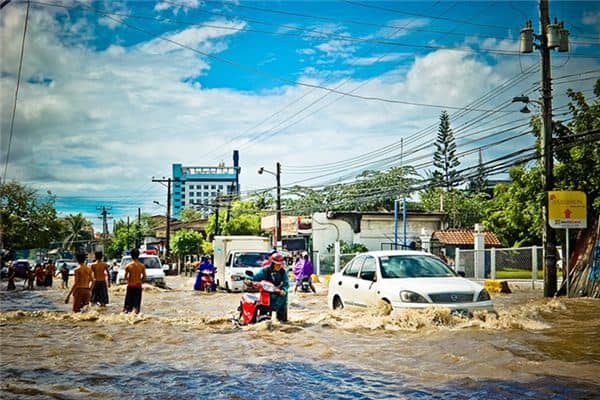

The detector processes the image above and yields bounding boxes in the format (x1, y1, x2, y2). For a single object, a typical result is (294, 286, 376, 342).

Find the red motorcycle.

(200, 269, 214, 292)
(235, 273, 280, 325)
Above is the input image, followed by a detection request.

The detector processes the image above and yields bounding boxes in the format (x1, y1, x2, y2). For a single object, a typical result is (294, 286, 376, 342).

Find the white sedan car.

(328, 250, 493, 313)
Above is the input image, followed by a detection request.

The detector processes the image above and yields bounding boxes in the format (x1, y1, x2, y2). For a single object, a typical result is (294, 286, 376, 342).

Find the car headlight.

(477, 289, 491, 302)
(232, 275, 244, 281)
(399, 290, 429, 303)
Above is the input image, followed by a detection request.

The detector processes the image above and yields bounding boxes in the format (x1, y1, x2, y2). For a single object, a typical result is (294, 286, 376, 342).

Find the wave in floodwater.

(0, 296, 562, 333)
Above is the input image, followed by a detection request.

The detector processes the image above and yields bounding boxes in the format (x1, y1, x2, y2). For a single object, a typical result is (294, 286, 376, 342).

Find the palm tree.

(62, 213, 93, 253)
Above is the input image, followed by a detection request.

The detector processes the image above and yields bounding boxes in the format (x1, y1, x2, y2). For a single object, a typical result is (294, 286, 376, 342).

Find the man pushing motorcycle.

(247, 252, 289, 322)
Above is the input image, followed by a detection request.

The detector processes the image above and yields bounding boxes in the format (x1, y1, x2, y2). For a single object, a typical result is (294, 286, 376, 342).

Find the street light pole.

(516, 0, 569, 297)
(540, 0, 557, 297)
(258, 162, 282, 248)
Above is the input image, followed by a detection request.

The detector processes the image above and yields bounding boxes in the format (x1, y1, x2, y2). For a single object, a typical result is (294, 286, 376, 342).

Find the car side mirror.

(245, 270, 254, 277)
(457, 271, 466, 277)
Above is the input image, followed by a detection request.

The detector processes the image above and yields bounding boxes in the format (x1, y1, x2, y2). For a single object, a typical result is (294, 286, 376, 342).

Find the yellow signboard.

(548, 191, 587, 229)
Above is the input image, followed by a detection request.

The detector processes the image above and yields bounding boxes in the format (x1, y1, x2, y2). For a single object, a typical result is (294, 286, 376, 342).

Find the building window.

(204, 185, 209, 189)
(219, 185, 224, 190)
(211, 185, 216, 190)
(204, 192, 209, 196)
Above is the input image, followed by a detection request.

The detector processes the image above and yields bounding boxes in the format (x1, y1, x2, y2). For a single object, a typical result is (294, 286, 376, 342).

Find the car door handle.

(338, 281, 342, 286)
(354, 283, 359, 289)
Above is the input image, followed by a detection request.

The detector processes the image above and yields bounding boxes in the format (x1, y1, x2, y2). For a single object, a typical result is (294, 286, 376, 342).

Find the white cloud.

(154, 0, 200, 13)
(347, 53, 410, 66)
(297, 48, 316, 55)
(139, 19, 246, 55)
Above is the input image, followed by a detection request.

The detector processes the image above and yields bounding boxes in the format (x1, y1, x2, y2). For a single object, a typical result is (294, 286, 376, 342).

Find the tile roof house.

(433, 229, 501, 247)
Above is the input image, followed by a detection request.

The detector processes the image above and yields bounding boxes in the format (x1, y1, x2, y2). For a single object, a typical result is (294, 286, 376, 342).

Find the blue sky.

(1, 0, 599, 232)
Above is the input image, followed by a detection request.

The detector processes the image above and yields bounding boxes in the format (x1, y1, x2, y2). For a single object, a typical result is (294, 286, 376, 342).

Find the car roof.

(353, 250, 433, 257)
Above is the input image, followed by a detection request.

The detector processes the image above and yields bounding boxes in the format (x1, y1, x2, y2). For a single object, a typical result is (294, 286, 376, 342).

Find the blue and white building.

(172, 151, 240, 218)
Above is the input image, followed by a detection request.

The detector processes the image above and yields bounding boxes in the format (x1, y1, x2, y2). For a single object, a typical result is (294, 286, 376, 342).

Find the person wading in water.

(90, 251, 111, 306)
(65, 253, 94, 312)
(123, 249, 146, 314)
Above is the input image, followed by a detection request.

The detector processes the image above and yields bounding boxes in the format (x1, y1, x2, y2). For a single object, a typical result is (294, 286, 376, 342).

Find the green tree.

(61, 213, 94, 253)
(431, 110, 461, 190)
(553, 81, 600, 220)
(482, 166, 543, 247)
(0, 181, 60, 256)
(468, 149, 488, 193)
(170, 229, 203, 258)
(284, 166, 418, 213)
(205, 199, 264, 237)
(104, 214, 162, 259)
(180, 208, 202, 222)
(420, 188, 487, 229)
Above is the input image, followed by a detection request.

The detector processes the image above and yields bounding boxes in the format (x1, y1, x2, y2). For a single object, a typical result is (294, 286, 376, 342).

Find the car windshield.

(233, 252, 271, 268)
(379, 255, 456, 278)
(121, 257, 161, 269)
(140, 257, 161, 269)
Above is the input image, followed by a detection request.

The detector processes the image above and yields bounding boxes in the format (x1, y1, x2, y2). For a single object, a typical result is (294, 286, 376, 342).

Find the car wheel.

(333, 295, 344, 310)
(376, 299, 393, 315)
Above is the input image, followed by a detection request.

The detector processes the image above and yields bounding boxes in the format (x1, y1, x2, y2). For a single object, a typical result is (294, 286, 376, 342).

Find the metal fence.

(455, 246, 562, 284)
(316, 252, 359, 275)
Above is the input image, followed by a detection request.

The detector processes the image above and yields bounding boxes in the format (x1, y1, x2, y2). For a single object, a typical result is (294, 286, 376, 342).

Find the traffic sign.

(548, 191, 587, 229)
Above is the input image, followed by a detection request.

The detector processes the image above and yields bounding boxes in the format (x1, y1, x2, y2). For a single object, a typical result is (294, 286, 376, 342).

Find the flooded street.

(1, 276, 599, 399)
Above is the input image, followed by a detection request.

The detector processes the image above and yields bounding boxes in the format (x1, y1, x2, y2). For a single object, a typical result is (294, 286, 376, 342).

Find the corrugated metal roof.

(433, 229, 501, 246)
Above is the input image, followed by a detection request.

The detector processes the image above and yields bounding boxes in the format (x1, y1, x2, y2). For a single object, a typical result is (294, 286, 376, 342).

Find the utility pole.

(540, 0, 557, 297)
(276, 162, 281, 247)
(214, 190, 221, 237)
(136, 207, 141, 249)
(152, 177, 173, 260)
(517, 0, 569, 297)
(97, 206, 112, 239)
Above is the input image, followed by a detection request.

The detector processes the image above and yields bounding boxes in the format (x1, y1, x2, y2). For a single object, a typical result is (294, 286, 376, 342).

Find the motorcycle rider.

(194, 256, 215, 291)
(249, 252, 289, 322)
(294, 252, 316, 293)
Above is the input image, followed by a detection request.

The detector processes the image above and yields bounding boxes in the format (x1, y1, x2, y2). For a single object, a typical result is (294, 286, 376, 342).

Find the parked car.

(1, 259, 32, 279)
(117, 255, 165, 288)
(327, 250, 493, 313)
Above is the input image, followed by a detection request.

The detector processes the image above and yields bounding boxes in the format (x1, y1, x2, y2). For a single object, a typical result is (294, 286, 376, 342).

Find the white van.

(117, 255, 166, 288)
(213, 236, 271, 292)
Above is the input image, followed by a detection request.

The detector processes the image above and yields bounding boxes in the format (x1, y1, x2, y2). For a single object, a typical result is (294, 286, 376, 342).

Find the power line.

(285, 64, 539, 173)
(3, 0, 29, 183)
(203, 0, 451, 159)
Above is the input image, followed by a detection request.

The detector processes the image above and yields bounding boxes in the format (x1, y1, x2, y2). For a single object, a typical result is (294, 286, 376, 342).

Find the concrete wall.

(311, 212, 354, 256)
(311, 212, 444, 256)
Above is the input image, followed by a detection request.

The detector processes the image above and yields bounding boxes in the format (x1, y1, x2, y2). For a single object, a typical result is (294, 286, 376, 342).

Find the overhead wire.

(3, 0, 30, 183)
(285, 63, 540, 174)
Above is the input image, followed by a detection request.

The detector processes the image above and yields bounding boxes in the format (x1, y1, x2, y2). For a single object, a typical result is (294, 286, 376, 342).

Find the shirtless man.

(90, 251, 111, 306)
(123, 249, 146, 314)
(65, 253, 94, 312)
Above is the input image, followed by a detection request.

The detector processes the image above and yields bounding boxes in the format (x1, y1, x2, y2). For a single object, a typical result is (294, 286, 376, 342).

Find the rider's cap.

(270, 253, 284, 265)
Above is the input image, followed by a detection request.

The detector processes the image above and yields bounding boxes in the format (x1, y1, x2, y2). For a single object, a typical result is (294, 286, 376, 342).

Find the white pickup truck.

(213, 236, 272, 292)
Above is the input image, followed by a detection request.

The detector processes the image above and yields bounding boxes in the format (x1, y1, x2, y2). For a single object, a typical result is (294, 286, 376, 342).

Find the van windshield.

(233, 252, 271, 268)
(121, 257, 161, 269)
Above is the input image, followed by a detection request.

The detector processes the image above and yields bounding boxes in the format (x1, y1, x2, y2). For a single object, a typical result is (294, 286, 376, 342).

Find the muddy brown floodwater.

(1, 276, 599, 399)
